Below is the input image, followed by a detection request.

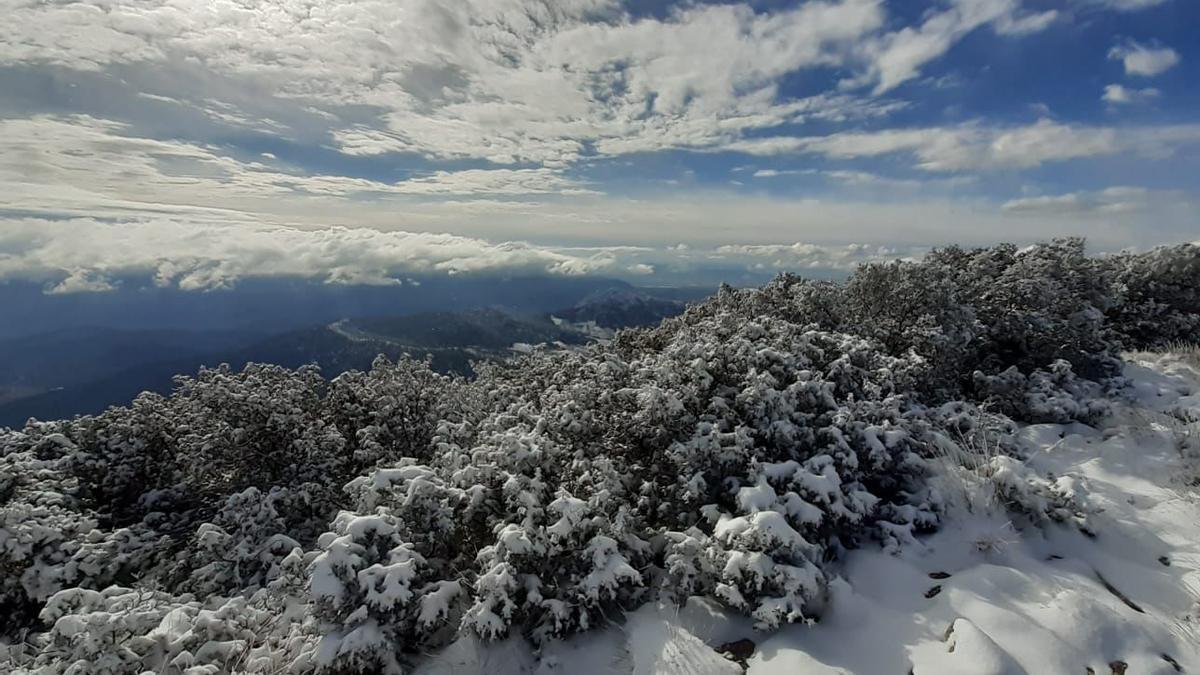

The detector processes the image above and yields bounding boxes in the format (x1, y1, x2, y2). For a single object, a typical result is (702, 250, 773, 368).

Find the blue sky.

(0, 0, 1196, 290)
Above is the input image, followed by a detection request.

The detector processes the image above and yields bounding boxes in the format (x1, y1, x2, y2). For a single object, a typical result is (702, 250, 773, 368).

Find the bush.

(3, 239, 1198, 672)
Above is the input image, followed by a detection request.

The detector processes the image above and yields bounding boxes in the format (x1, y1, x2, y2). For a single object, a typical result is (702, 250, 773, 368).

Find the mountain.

(0, 300, 684, 427)
(0, 327, 261, 405)
(0, 275, 644, 339)
(550, 287, 691, 329)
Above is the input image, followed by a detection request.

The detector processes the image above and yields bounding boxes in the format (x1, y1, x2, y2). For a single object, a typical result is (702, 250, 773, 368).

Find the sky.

(0, 0, 1197, 290)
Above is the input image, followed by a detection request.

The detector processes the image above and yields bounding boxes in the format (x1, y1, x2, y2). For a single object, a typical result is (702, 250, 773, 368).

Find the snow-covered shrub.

(309, 510, 460, 672)
(972, 360, 1111, 424)
(1104, 243, 1200, 350)
(924, 405, 1091, 528)
(325, 356, 457, 469)
(24, 582, 320, 675)
(921, 238, 1120, 383)
(6, 239, 1200, 670)
(425, 317, 942, 635)
(984, 456, 1090, 530)
(0, 428, 106, 626)
(167, 363, 347, 500)
(181, 487, 303, 597)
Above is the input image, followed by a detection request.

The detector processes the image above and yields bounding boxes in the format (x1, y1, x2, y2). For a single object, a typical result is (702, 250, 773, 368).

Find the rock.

(925, 585, 943, 599)
(928, 571, 952, 579)
(717, 639, 755, 667)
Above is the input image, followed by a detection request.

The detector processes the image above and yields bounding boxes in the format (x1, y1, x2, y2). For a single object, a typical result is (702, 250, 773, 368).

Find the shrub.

(4, 239, 1198, 672)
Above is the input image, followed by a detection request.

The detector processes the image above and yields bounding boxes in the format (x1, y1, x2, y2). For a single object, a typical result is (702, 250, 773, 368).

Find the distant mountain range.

(0, 284, 710, 427)
(550, 287, 690, 329)
(0, 274, 694, 338)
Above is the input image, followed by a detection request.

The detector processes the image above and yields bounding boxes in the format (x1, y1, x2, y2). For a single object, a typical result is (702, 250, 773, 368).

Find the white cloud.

(0, 0, 895, 165)
(751, 169, 802, 178)
(1002, 186, 1162, 215)
(0, 218, 624, 292)
(1109, 42, 1180, 76)
(993, 9, 1059, 35)
(0, 0, 1067, 166)
(3, 185, 1194, 293)
(856, 0, 1056, 94)
(45, 270, 120, 295)
(391, 169, 598, 196)
(0, 115, 596, 217)
(726, 119, 1200, 171)
(713, 242, 925, 270)
(1079, 0, 1172, 11)
(1102, 84, 1160, 104)
(0, 110, 1194, 275)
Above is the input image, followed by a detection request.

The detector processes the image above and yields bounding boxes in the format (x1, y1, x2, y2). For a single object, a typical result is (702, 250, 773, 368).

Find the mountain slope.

(0, 309, 597, 426)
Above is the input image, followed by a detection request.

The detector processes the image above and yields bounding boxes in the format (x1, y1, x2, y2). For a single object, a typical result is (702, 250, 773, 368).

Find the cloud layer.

(0, 215, 940, 292)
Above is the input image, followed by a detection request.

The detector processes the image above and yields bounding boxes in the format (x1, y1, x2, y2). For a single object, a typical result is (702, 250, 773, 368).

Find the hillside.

(2, 241, 1198, 675)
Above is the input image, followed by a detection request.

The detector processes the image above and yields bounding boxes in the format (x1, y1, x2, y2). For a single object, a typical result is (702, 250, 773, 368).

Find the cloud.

(390, 169, 599, 196)
(0, 109, 1194, 272)
(0, 0, 894, 166)
(1102, 84, 1160, 104)
(726, 119, 1200, 171)
(0, 217, 626, 292)
(1079, 0, 1172, 11)
(1109, 41, 1180, 76)
(45, 270, 120, 295)
(0, 0, 1068, 167)
(713, 242, 926, 270)
(1, 211, 952, 290)
(0, 115, 596, 222)
(856, 0, 1056, 94)
(1001, 186, 1164, 215)
(992, 8, 1059, 35)
(752, 169, 802, 178)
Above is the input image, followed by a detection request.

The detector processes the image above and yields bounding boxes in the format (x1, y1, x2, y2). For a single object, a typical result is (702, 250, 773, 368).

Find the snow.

(715, 511, 816, 556)
(399, 353, 1200, 674)
(625, 606, 742, 675)
(745, 353, 1200, 674)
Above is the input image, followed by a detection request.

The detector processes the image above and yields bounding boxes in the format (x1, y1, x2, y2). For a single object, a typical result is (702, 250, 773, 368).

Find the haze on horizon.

(1, 0, 1197, 291)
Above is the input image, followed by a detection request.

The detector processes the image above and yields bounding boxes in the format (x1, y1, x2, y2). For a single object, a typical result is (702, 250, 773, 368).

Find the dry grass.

(1162, 340, 1200, 370)
(929, 413, 1013, 515)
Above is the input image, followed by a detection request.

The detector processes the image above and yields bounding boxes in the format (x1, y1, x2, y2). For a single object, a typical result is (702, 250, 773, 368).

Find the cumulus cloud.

(4, 188, 1195, 292)
(1102, 84, 1160, 104)
(1109, 41, 1180, 76)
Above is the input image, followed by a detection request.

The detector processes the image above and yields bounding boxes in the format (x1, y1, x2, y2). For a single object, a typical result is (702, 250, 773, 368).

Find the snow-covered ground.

(415, 353, 1200, 675)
